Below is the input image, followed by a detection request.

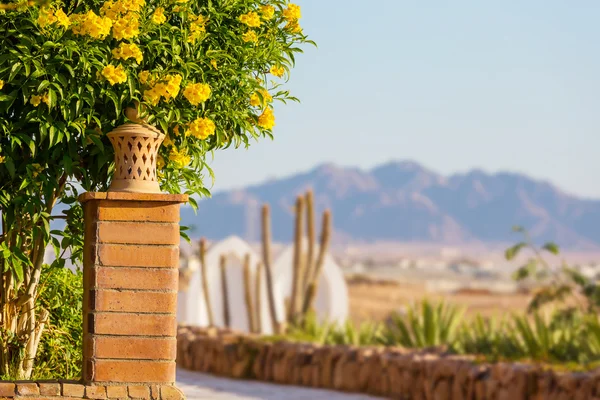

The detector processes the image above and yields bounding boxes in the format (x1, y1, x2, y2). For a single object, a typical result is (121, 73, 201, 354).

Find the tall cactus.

(219, 254, 231, 328)
(243, 254, 256, 333)
(261, 204, 280, 334)
(302, 190, 316, 295)
(301, 209, 332, 316)
(288, 195, 304, 323)
(199, 238, 214, 326)
(254, 261, 263, 334)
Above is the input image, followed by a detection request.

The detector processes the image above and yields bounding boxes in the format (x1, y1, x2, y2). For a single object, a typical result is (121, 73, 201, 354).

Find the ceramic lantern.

(107, 123, 165, 193)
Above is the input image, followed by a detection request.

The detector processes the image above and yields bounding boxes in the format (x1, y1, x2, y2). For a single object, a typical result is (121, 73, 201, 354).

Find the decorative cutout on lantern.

(107, 123, 165, 193)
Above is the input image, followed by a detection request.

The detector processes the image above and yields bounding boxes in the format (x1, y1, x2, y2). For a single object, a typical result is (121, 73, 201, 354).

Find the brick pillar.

(79, 192, 187, 385)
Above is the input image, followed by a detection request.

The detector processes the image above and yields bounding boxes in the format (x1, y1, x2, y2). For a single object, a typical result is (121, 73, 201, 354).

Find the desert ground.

(347, 277, 531, 324)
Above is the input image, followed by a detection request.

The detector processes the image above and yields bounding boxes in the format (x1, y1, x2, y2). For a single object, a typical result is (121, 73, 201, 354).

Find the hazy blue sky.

(208, 1, 600, 198)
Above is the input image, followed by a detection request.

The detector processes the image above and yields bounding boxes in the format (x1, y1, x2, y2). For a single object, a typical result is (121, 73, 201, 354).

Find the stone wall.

(177, 326, 600, 399)
(0, 381, 184, 399)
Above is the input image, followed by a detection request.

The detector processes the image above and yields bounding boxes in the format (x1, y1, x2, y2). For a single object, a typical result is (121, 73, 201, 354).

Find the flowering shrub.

(0, 0, 312, 378)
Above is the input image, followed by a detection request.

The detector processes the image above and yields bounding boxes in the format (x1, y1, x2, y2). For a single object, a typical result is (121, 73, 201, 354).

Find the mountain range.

(181, 161, 600, 250)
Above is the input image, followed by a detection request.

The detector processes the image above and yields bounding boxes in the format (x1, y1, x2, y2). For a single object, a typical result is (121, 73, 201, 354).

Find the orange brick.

(98, 200, 181, 223)
(39, 382, 60, 396)
(86, 385, 107, 399)
(93, 360, 176, 383)
(79, 192, 187, 204)
(97, 222, 180, 245)
(16, 383, 39, 396)
(160, 385, 185, 400)
(62, 383, 85, 397)
(95, 267, 178, 291)
(93, 290, 177, 313)
(128, 385, 150, 399)
(0, 383, 15, 397)
(96, 244, 178, 268)
(106, 385, 128, 398)
(93, 336, 176, 360)
(150, 385, 160, 400)
(92, 313, 177, 336)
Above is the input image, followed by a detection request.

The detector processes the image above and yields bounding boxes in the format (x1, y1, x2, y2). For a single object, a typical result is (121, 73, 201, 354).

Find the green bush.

(32, 266, 83, 380)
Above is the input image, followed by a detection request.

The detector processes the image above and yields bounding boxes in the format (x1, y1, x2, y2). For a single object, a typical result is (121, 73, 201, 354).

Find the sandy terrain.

(347, 278, 531, 324)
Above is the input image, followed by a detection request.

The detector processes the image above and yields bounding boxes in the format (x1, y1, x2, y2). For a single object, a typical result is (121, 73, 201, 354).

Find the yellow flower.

(239, 11, 261, 28)
(37, 7, 57, 28)
(283, 3, 301, 21)
(242, 30, 258, 43)
(183, 83, 211, 106)
(257, 107, 275, 129)
(100, 0, 144, 20)
(139, 70, 151, 84)
(173, 126, 180, 136)
(152, 7, 166, 24)
(112, 42, 143, 63)
(188, 15, 207, 43)
(30, 95, 42, 107)
(175, 0, 188, 3)
(210, 59, 218, 70)
(0, 155, 5, 164)
(157, 154, 165, 169)
(0, 80, 4, 90)
(188, 117, 216, 140)
(286, 20, 302, 34)
(112, 14, 140, 40)
(70, 11, 112, 39)
(41, 93, 50, 106)
(143, 74, 182, 105)
(163, 134, 174, 147)
(270, 65, 285, 78)
(260, 5, 275, 20)
(168, 148, 191, 168)
(102, 64, 127, 85)
(250, 89, 272, 107)
(55, 9, 70, 27)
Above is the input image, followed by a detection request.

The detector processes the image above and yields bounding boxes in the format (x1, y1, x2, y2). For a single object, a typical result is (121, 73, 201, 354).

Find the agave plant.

(384, 299, 464, 349)
(329, 320, 386, 346)
(457, 314, 522, 361)
(511, 311, 584, 363)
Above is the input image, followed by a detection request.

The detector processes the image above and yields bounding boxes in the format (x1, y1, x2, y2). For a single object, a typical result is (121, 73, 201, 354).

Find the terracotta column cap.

(78, 192, 189, 204)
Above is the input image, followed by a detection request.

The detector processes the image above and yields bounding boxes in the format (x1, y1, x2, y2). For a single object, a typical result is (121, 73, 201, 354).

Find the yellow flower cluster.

(30, 93, 50, 107)
(183, 83, 211, 106)
(0, 80, 4, 90)
(257, 107, 275, 129)
(100, 0, 145, 20)
(112, 15, 140, 40)
(250, 89, 272, 107)
(188, 15, 207, 43)
(168, 147, 190, 168)
(38, 7, 70, 28)
(260, 5, 275, 20)
(143, 74, 182, 106)
(188, 117, 216, 140)
(242, 30, 258, 43)
(270, 65, 285, 78)
(283, 3, 302, 33)
(102, 64, 127, 85)
(283, 3, 301, 21)
(138, 70, 152, 84)
(112, 42, 143, 63)
(152, 7, 166, 24)
(70, 11, 112, 39)
(239, 11, 261, 27)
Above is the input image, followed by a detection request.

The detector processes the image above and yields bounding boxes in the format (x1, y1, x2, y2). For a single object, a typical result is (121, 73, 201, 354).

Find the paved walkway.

(176, 368, 384, 400)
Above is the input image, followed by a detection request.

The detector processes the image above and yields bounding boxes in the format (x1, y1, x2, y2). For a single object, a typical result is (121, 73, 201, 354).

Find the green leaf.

(505, 242, 527, 261)
(542, 242, 560, 255)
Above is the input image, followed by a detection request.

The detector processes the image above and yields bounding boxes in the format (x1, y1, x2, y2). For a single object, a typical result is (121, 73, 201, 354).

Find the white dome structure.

(272, 242, 348, 326)
(177, 235, 282, 334)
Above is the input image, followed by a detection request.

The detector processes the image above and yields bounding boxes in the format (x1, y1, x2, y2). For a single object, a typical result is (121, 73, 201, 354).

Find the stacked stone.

(177, 326, 600, 399)
(0, 381, 183, 399)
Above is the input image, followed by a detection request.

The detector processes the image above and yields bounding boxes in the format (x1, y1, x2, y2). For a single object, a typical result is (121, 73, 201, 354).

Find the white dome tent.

(272, 241, 348, 326)
(177, 235, 282, 334)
